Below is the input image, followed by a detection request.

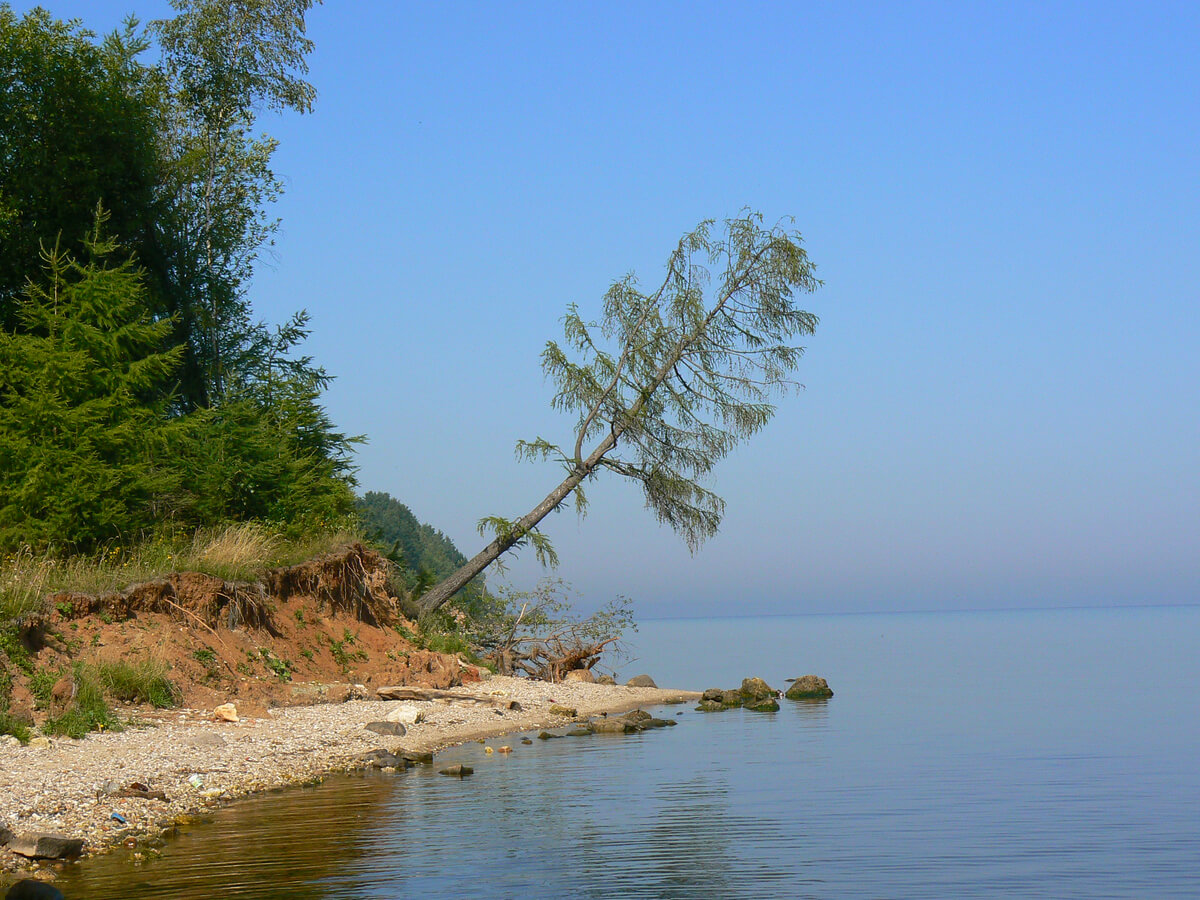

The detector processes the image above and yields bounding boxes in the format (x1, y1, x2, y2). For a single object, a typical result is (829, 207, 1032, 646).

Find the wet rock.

(721, 690, 744, 707)
(623, 709, 652, 723)
(695, 699, 725, 712)
(401, 750, 433, 765)
(548, 704, 577, 718)
(744, 697, 780, 712)
(739, 677, 775, 700)
(565, 728, 592, 737)
(362, 749, 407, 769)
(521, 738, 533, 745)
(625, 674, 657, 688)
(5, 879, 65, 900)
(701, 688, 725, 702)
(8, 832, 84, 860)
(536, 731, 561, 740)
(597, 675, 617, 685)
(438, 764, 473, 777)
(563, 669, 595, 684)
(785, 675, 834, 700)
(588, 718, 638, 734)
(642, 718, 676, 728)
(365, 721, 406, 737)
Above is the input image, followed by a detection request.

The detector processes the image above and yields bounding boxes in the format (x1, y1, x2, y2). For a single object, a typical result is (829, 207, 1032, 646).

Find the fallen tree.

(418, 210, 821, 614)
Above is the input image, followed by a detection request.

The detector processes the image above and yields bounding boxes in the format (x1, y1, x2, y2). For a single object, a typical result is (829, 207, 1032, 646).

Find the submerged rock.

(744, 697, 780, 712)
(695, 699, 725, 712)
(785, 675, 834, 700)
(438, 764, 473, 777)
(5, 879, 65, 899)
(588, 718, 638, 734)
(536, 731, 561, 740)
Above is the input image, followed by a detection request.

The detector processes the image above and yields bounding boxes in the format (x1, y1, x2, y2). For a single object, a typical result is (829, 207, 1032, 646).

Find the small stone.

(625, 674, 657, 688)
(520, 738, 533, 745)
(785, 675, 834, 700)
(438, 764, 473, 777)
(213, 703, 239, 723)
(364, 721, 406, 737)
(28, 736, 51, 749)
(497, 746, 512, 754)
(548, 704, 577, 718)
(8, 833, 84, 860)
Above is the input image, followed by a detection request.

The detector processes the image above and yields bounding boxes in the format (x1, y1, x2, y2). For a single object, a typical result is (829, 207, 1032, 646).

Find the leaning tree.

(418, 210, 821, 614)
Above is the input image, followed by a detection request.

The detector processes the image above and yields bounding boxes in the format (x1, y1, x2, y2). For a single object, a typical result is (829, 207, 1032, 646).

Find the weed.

(293, 608, 306, 627)
(258, 648, 291, 682)
(97, 659, 181, 708)
(43, 662, 122, 738)
(29, 668, 57, 707)
(300, 648, 314, 662)
(0, 711, 30, 744)
(193, 648, 217, 666)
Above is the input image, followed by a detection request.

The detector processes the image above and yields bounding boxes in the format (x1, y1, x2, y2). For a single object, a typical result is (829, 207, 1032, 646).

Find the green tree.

(151, 0, 321, 407)
(0, 7, 164, 331)
(419, 211, 821, 613)
(0, 214, 182, 550)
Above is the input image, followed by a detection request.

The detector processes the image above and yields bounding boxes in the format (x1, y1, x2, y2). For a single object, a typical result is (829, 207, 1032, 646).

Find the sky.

(13, 1, 1200, 616)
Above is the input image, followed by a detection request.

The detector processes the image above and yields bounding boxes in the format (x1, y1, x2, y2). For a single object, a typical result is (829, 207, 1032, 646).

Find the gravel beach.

(0, 677, 698, 873)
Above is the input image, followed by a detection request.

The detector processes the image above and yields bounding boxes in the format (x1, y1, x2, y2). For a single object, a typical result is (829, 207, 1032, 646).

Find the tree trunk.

(418, 434, 616, 614)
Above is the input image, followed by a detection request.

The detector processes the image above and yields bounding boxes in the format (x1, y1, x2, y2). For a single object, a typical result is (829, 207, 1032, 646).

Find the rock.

(563, 669, 595, 684)
(365, 721, 406, 737)
(625, 674, 657, 688)
(392, 650, 461, 689)
(5, 879, 65, 900)
(7, 833, 84, 860)
(785, 675, 834, 700)
(27, 736, 50, 749)
(597, 674, 617, 685)
(49, 676, 75, 716)
(362, 749, 407, 769)
(642, 718, 676, 728)
(739, 677, 775, 700)
(183, 731, 226, 749)
(438, 764, 473, 777)
(548, 704, 577, 718)
(536, 731, 561, 740)
(565, 728, 592, 737)
(520, 738, 533, 745)
(213, 703, 239, 723)
(588, 718, 638, 734)
(497, 746, 512, 754)
(744, 697, 780, 712)
(383, 703, 425, 725)
(401, 750, 434, 765)
(695, 699, 725, 712)
(623, 709, 652, 723)
(701, 688, 725, 702)
(720, 690, 744, 708)
(0, 824, 12, 846)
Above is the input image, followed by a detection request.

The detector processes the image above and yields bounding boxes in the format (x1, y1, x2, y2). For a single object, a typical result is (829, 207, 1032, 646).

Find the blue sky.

(15, 1, 1200, 615)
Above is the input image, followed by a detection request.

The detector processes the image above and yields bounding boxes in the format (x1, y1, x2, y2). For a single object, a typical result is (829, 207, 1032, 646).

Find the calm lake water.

(54, 605, 1200, 898)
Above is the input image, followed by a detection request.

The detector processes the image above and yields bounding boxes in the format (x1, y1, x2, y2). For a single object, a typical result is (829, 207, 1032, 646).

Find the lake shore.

(0, 677, 699, 877)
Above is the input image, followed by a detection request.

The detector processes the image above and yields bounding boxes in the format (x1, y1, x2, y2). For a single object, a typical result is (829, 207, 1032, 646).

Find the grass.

(97, 659, 181, 708)
(0, 524, 363, 620)
(43, 662, 123, 739)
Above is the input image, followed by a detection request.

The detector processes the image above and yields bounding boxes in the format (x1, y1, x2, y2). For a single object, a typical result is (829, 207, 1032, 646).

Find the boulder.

(438, 764, 473, 777)
(548, 704, 577, 718)
(384, 703, 425, 725)
(5, 879, 65, 900)
(625, 674, 657, 688)
(362, 749, 407, 769)
(401, 750, 434, 765)
(744, 697, 780, 712)
(720, 690, 744, 708)
(701, 688, 725, 702)
(8, 832, 84, 860)
(739, 677, 775, 700)
(563, 669, 595, 684)
(695, 699, 725, 712)
(365, 721, 406, 737)
(623, 709, 652, 723)
(785, 675, 834, 700)
(597, 675, 617, 686)
(588, 718, 638, 734)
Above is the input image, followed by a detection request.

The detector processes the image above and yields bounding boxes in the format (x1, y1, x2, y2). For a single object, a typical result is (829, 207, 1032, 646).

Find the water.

(54, 605, 1200, 898)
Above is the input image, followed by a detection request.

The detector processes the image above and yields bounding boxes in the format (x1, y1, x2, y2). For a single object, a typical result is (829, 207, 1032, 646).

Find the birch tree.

(419, 211, 821, 614)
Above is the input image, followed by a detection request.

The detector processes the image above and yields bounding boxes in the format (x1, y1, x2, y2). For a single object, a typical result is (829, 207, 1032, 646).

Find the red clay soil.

(4, 544, 478, 723)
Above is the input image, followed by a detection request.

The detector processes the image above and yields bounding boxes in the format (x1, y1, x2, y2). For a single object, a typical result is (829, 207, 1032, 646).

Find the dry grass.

(0, 525, 363, 620)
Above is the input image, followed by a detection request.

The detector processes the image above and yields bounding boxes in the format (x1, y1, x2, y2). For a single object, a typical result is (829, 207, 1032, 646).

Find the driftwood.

(375, 686, 521, 710)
